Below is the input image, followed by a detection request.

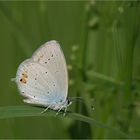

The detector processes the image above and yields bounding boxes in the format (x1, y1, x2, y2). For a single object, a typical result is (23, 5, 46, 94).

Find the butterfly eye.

(67, 99, 72, 105)
(67, 100, 70, 104)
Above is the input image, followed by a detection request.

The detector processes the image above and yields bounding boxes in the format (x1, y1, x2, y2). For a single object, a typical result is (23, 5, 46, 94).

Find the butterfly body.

(15, 40, 71, 112)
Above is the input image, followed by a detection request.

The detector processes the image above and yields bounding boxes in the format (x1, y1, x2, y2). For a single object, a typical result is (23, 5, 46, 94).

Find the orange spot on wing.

(20, 78, 27, 84)
(40, 55, 44, 58)
(22, 78, 27, 84)
(22, 73, 28, 78)
(37, 55, 44, 62)
(20, 72, 28, 84)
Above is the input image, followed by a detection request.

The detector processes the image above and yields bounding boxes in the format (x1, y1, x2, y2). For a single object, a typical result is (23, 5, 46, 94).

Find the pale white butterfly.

(14, 40, 72, 114)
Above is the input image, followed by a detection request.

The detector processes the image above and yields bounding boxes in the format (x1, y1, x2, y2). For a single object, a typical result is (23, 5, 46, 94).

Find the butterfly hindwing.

(16, 59, 60, 106)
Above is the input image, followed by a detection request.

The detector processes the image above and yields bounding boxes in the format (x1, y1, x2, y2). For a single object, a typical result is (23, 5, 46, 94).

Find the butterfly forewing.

(32, 40, 68, 99)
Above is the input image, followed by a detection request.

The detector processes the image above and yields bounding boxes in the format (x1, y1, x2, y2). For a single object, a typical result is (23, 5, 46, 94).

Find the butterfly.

(14, 40, 72, 115)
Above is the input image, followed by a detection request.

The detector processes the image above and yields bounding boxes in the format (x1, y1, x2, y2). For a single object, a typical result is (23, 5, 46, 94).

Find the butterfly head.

(67, 99, 72, 106)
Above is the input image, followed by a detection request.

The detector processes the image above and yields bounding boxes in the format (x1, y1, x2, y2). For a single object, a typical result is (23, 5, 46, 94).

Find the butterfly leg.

(41, 105, 51, 114)
(63, 107, 67, 116)
(55, 106, 65, 116)
(55, 108, 62, 116)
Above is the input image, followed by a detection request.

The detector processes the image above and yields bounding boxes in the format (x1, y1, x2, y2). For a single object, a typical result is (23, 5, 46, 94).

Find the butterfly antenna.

(69, 97, 95, 110)
(69, 97, 84, 102)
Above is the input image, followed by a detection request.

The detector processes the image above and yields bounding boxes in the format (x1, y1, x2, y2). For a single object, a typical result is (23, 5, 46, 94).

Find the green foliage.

(0, 1, 140, 139)
(0, 105, 129, 138)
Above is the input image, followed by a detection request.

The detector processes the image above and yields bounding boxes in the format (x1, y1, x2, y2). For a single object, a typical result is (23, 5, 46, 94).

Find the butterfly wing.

(16, 40, 68, 106)
(32, 40, 68, 100)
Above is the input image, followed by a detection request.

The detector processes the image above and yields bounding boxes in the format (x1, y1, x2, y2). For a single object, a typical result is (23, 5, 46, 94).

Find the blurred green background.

(0, 1, 140, 139)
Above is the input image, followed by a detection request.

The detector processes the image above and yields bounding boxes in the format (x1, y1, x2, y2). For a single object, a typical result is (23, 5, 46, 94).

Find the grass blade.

(0, 105, 130, 138)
